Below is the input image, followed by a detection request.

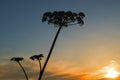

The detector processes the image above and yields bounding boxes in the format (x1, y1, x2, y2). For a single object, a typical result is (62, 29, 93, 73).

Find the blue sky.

(1, 0, 120, 57)
(0, 0, 120, 80)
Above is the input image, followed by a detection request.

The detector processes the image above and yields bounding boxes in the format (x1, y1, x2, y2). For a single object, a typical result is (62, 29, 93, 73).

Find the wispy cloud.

(1, 59, 120, 80)
(0, 59, 86, 80)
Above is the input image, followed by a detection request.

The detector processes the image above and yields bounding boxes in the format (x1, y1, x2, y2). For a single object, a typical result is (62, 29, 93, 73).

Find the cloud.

(0, 60, 39, 80)
(0, 62, 25, 80)
(2, 59, 120, 80)
(44, 73, 79, 80)
(0, 59, 84, 80)
(98, 76, 120, 80)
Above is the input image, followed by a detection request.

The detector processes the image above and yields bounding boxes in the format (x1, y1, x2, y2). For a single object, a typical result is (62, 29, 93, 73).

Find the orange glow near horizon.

(93, 60, 120, 79)
(44, 60, 120, 80)
(105, 67, 119, 78)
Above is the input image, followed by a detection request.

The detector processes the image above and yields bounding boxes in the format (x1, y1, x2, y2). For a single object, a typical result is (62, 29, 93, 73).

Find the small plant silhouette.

(30, 54, 44, 80)
(40, 11, 85, 80)
(11, 57, 29, 80)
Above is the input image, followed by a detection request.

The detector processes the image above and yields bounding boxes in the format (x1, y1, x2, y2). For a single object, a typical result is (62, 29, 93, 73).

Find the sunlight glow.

(97, 60, 120, 79)
(105, 67, 119, 78)
(102, 61, 120, 78)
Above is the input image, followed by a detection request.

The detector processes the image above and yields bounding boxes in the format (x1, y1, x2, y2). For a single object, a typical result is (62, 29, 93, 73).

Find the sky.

(0, 0, 120, 80)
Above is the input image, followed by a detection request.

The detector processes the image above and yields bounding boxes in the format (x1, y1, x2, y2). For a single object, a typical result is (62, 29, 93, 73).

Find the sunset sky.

(1, 0, 120, 80)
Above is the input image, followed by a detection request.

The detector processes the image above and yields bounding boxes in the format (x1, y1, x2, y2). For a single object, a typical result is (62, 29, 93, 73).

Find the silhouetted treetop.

(42, 11, 85, 27)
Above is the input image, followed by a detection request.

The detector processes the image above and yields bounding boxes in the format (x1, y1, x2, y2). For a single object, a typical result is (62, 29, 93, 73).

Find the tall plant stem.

(38, 60, 42, 80)
(39, 26, 62, 80)
(18, 62, 29, 80)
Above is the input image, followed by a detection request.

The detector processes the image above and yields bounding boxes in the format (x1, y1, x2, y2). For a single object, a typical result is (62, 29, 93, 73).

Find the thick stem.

(39, 26, 62, 80)
(38, 60, 42, 80)
(18, 62, 29, 80)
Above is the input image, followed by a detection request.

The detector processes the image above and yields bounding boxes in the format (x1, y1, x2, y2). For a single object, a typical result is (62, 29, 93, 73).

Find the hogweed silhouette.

(40, 11, 85, 80)
(30, 54, 44, 80)
(11, 57, 29, 80)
